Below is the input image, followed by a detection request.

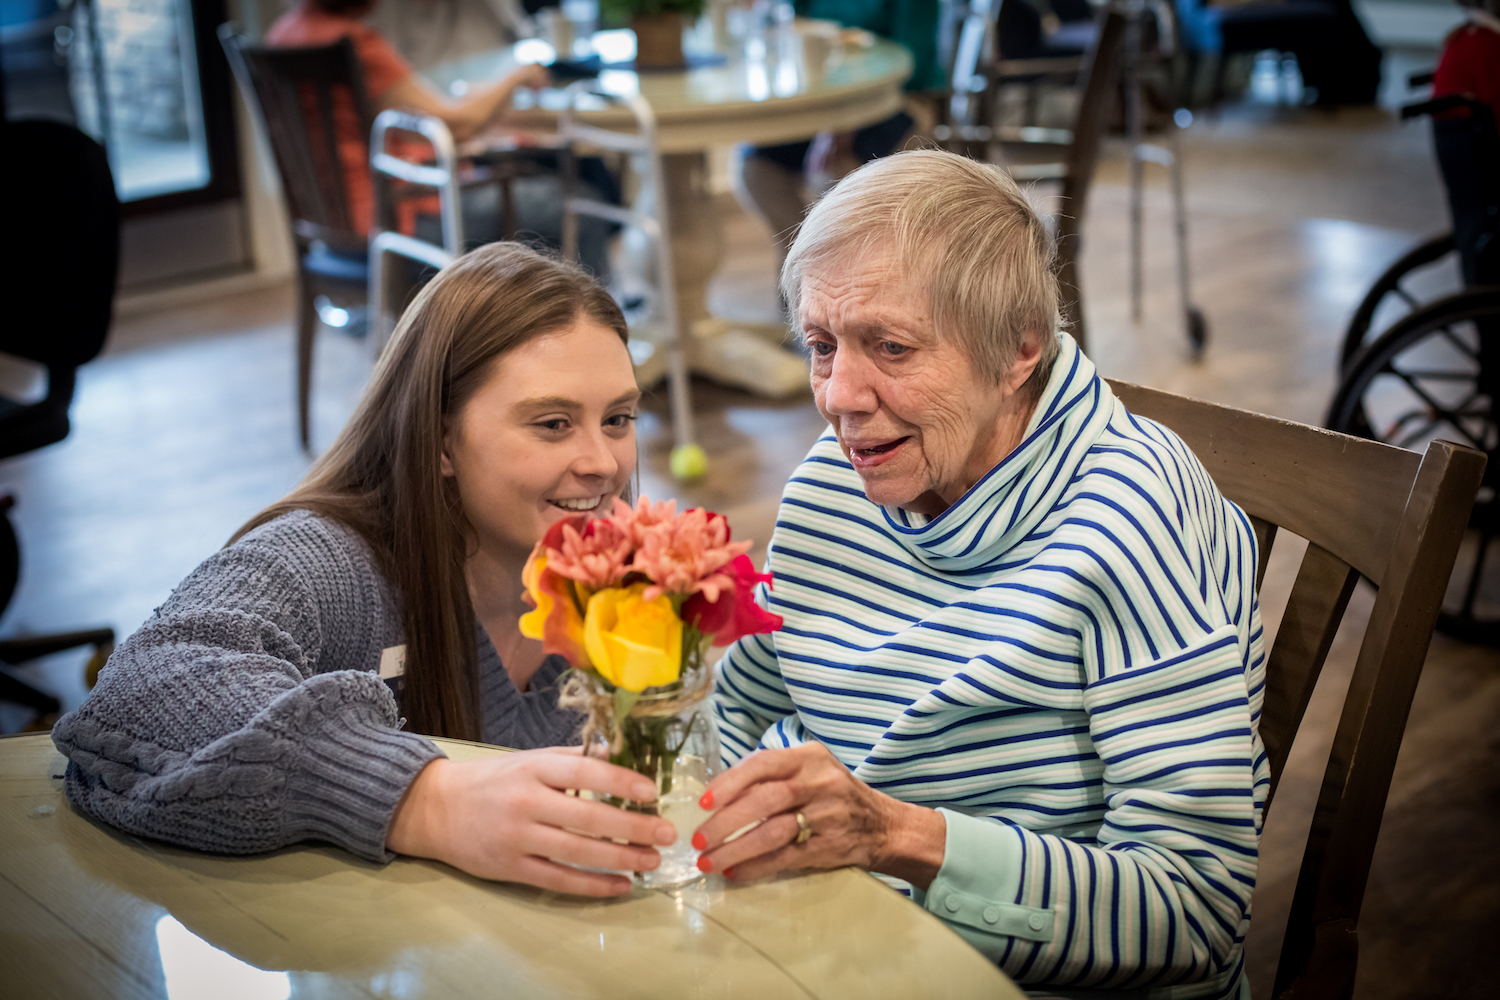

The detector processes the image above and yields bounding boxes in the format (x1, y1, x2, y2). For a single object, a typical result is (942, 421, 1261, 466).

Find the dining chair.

(1107, 379, 1487, 999)
(939, 2, 1128, 351)
(219, 26, 549, 448)
(0, 119, 119, 728)
(218, 27, 377, 450)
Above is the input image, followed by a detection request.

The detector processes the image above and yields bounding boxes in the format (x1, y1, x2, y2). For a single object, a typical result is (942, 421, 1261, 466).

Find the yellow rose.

(583, 584, 683, 692)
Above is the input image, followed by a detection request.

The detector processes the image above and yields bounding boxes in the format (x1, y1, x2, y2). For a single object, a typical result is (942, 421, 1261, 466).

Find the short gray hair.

(782, 149, 1061, 389)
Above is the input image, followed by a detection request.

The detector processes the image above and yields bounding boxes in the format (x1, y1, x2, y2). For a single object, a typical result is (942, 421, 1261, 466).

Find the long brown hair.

(235, 243, 627, 739)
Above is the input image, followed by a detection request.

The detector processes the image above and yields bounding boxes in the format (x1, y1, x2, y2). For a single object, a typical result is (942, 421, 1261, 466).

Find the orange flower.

(519, 552, 587, 665)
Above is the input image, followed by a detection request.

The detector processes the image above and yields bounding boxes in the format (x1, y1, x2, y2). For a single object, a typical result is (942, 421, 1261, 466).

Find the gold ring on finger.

(794, 811, 812, 845)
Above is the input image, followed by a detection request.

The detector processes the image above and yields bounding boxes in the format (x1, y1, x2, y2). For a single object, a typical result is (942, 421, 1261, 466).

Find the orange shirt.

(266, 2, 415, 236)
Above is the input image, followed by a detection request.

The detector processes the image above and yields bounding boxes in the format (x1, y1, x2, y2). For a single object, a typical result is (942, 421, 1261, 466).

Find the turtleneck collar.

(877, 333, 1115, 572)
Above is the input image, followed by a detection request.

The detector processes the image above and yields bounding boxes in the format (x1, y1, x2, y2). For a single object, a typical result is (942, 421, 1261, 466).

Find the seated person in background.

(1432, 0, 1500, 286)
(731, 0, 944, 288)
(53, 245, 676, 896)
(696, 150, 1267, 997)
(267, 0, 614, 279)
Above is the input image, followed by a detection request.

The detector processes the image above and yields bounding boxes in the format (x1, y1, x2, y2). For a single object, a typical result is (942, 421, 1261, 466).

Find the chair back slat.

(1260, 542, 1359, 808)
(1249, 514, 1277, 589)
(1051, 5, 1125, 344)
(219, 27, 370, 250)
(1107, 378, 1486, 999)
(1061, 7, 1126, 209)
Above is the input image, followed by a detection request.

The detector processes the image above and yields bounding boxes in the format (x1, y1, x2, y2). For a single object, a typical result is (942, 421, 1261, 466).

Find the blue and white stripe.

(714, 335, 1266, 999)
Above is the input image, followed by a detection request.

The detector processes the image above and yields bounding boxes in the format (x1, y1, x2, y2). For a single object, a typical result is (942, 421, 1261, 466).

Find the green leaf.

(614, 686, 642, 721)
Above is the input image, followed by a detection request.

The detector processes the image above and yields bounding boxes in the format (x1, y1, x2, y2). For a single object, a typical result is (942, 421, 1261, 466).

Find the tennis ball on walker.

(670, 444, 708, 480)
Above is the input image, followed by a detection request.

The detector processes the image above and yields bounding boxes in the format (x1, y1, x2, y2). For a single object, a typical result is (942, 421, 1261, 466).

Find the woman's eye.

(879, 341, 910, 357)
(604, 413, 638, 429)
(536, 418, 570, 432)
(808, 340, 835, 357)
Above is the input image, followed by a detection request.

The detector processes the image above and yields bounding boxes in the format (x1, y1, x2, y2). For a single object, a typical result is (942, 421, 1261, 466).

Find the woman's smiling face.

(799, 255, 1041, 517)
(441, 318, 639, 561)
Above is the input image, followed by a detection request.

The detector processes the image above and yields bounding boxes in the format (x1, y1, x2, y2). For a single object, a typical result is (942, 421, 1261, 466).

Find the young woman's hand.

(387, 749, 678, 896)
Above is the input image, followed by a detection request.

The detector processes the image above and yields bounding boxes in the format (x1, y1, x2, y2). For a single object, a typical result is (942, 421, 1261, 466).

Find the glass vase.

(592, 702, 722, 889)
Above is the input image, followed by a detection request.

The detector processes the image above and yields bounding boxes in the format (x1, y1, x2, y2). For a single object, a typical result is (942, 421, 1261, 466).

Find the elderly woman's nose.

(820, 349, 880, 414)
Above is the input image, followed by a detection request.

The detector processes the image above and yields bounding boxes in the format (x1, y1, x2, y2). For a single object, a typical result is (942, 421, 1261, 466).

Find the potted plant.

(602, 0, 705, 69)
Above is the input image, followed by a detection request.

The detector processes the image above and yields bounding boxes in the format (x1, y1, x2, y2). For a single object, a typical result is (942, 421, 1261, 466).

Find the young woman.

(52, 244, 676, 896)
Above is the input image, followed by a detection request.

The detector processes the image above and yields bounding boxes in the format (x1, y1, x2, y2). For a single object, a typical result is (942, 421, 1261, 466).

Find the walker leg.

(1169, 126, 1207, 353)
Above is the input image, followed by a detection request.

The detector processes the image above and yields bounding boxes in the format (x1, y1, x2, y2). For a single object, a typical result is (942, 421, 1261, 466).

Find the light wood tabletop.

(425, 29, 912, 155)
(419, 29, 914, 401)
(1, 733, 1022, 999)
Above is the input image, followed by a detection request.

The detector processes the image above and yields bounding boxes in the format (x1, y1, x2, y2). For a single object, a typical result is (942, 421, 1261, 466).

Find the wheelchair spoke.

(1435, 322, 1481, 360)
(1382, 369, 1491, 450)
(1390, 369, 1478, 381)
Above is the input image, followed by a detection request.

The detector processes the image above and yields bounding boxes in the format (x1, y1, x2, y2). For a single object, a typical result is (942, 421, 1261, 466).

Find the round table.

(425, 29, 913, 399)
(1, 733, 1024, 999)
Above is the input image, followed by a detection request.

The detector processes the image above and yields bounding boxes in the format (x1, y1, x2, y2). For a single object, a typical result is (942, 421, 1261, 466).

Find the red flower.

(682, 554, 784, 647)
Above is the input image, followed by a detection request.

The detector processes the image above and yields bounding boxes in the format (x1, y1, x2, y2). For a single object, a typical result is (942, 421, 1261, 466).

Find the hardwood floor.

(1, 86, 1494, 997)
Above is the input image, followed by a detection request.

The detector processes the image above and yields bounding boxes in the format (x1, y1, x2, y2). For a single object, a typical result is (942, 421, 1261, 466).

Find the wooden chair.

(939, 3, 1128, 351)
(219, 28, 376, 450)
(1108, 379, 1487, 999)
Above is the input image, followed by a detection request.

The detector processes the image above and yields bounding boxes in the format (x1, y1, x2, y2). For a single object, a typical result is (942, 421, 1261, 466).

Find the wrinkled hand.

(388, 749, 677, 897)
(692, 742, 945, 888)
(509, 62, 554, 92)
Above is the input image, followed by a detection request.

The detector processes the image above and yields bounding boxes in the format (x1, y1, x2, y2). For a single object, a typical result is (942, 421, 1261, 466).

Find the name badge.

(379, 645, 407, 680)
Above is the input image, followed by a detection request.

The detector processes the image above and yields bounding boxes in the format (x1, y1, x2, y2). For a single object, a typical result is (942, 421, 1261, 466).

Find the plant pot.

(633, 11, 686, 70)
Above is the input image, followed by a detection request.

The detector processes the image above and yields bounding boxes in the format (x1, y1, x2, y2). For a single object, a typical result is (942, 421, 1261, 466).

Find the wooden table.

(425, 29, 913, 399)
(1, 733, 1022, 999)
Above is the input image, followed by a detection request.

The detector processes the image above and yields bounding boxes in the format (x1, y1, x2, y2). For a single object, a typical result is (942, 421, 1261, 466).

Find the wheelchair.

(1325, 80, 1500, 645)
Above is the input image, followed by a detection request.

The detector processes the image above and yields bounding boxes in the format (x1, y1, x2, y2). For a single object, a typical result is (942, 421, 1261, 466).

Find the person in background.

(266, 0, 614, 279)
(730, 0, 944, 291)
(1431, 0, 1500, 415)
(53, 245, 673, 896)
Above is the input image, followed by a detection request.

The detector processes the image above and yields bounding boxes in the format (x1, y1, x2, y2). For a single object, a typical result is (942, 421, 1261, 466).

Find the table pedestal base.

(628, 151, 810, 400)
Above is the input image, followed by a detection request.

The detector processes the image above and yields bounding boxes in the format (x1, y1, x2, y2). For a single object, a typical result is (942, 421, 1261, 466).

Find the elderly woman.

(695, 150, 1264, 999)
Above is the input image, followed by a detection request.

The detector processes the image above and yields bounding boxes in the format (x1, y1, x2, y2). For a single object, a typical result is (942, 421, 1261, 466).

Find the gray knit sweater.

(51, 510, 582, 862)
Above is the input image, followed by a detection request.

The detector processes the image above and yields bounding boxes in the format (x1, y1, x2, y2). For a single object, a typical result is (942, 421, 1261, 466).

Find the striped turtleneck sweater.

(713, 335, 1266, 999)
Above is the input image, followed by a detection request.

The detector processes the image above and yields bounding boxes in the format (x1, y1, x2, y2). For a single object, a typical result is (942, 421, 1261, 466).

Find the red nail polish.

(691, 831, 706, 851)
(698, 790, 714, 810)
(725, 866, 736, 879)
(697, 855, 713, 873)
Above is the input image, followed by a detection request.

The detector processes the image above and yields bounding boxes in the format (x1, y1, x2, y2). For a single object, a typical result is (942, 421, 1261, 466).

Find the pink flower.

(630, 506, 751, 601)
(542, 516, 633, 590)
(606, 496, 679, 548)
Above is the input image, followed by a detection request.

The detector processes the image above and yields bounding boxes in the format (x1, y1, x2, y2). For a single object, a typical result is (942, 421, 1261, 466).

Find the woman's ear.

(1005, 328, 1044, 394)
(439, 418, 457, 478)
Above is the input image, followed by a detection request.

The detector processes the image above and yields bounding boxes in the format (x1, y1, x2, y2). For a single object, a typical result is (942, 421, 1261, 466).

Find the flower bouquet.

(519, 497, 782, 885)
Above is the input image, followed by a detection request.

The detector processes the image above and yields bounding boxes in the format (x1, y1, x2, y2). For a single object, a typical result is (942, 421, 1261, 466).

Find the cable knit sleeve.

(51, 514, 444, 862)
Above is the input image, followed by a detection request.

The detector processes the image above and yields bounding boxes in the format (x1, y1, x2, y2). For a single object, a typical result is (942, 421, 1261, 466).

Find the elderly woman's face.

(800, 257, 1040, 516)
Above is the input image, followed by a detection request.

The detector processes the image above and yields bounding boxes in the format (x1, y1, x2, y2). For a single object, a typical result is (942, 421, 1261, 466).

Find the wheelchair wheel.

(1327, 286, 1500, 644)
(1339, 233, 1459, 371)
